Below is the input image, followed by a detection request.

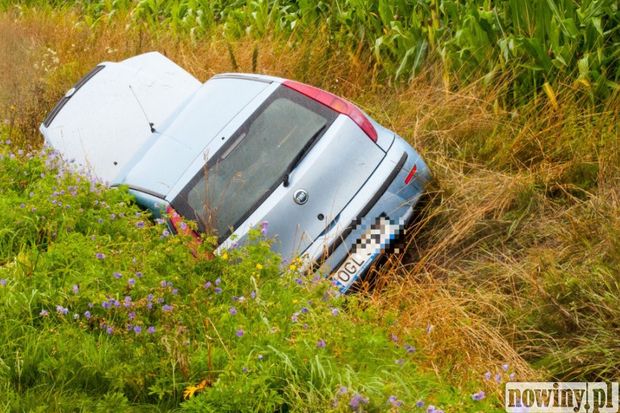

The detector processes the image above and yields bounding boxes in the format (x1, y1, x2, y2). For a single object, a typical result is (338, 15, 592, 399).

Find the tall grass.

(0, 1, 618, 400)
(2, 0, 619, 101)
(0, 137, 499, 410)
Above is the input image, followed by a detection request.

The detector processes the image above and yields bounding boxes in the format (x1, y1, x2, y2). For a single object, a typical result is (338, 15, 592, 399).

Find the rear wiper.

(282, 124, 326, 187)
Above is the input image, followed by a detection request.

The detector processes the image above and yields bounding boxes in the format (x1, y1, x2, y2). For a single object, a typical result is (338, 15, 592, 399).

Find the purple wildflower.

(135, 271, 143, 278)
(349, 394, 369, 410)
(509, 372, 516, 381)
(128, 278, 135, 286)
(495, 373, 502, 384)
(162, 304, 173, 312)
(471, 391, 485, 401)
(391, 333, 399, 343)
(404, 344, 416, 353)
(484, 371, 491, 380)
(291, 312, 299, 323)
(113, 272, 122, 279)
(96, 252, 105, 260)
(203, 281, 212, 289)
(229, 307, 237, 316)
(72, 284, 79, 294)
(427, 406, 436, 413)
(162, 229, 170, 237)
(147, 326, 156, 334)
(160, 280, 167, 288)
(416, 400, 425, 408)
(214, 287, 222, 294)
(128, 312, 136, 320)
(40, 309, 49, 317)
(250, 290, 256, 299)
(395, 358, 405, 365)
(102, 301, 111, 309)
(84, 311, 91, 319)
(172, 288, 178, 295)
(0, 279, 6, 287)
(338, 386, 348, 395)
(330, 308, 339, 316)
(388, 395, 403, 407)
(56, 305, 68, 315)
(135, 221, 145, 228)
(236, 329, 244, 337)
(294, 278, 303, 285)
(502, 363, 510, 372)
(316, 339, 326, 348)
(261, 220, 269, 235)
(133, 325, 142, 334)
(215, 277, 221, 286)
(426, 322, 433, 334)
(106, 326, 114, 335)
(301, 307, 309, 314)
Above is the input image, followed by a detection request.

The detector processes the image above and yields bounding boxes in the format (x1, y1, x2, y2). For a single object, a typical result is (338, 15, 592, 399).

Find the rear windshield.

(172, 85, 336, 240)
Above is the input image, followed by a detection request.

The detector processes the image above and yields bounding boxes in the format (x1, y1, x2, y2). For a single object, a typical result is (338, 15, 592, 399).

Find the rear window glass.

(172, 85, 336, 239)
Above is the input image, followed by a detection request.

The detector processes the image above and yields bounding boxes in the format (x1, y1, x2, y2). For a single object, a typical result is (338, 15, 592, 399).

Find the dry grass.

(1, 7, 618, 387)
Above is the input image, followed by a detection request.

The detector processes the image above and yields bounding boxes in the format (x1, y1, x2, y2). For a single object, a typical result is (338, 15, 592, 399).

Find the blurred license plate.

(331, 216, 402, 292)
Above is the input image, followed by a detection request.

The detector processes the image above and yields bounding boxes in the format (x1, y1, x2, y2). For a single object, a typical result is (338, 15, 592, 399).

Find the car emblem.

(293, 189, 309, 205)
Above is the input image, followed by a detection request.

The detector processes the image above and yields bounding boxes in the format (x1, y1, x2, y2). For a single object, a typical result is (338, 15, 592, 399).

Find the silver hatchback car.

(40, 52, 431, 292)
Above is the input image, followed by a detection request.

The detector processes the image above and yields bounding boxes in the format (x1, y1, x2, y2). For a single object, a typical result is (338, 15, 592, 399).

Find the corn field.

(4, 0, 618, 101)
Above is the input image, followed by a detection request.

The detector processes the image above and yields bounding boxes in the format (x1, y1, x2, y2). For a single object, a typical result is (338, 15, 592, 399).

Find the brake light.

(283, 80, 378, 142)
(404, 164, 417, 185)
(166, 206, 200, 242)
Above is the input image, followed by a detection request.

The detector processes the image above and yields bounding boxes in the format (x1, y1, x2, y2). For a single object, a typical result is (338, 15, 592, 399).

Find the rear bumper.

(302, 134, 431, 288)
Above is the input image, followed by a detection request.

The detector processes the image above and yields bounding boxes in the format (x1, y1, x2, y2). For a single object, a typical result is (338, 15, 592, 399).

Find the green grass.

(0, 141, 497, 411)
(0, 2, 618, 410)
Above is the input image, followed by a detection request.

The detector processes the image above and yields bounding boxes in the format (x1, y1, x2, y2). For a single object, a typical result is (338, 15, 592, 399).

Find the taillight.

(404, 164, 417, 185)
(166, 206, 200, 241)
(283, 80, 378, 142)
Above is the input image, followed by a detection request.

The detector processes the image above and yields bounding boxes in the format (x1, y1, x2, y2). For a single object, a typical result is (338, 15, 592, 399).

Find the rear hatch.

(171, 81, 385, 259)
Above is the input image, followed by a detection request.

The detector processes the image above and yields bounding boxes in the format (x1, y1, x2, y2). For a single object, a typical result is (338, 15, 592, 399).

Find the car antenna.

(128, 84, 156, 133)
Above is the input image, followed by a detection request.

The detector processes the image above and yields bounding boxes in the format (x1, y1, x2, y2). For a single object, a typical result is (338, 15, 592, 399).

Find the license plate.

(331, 216, 403, 292)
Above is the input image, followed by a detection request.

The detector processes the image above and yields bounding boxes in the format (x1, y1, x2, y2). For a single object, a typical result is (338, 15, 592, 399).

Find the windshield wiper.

(282, 124, 326, 187)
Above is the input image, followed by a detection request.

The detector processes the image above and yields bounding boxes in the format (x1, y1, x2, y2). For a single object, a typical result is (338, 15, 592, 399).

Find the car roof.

(117, 75, 281, 197)
(211, 72, 286, 84)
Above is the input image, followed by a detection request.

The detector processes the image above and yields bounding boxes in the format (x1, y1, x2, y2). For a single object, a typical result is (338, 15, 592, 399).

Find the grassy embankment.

(0, 2, 618, 411)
